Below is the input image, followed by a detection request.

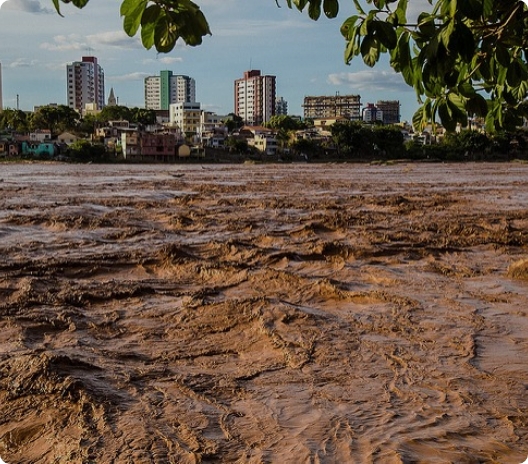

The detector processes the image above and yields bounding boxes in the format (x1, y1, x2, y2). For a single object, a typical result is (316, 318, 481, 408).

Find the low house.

(239, 126, 278, 156)
(121, 130, 177, 162)
(29, 129, 52, 143)
(57, 132, 79, 145)
(312, 116, 349, 131)
(21, 141, 57, 158)
(248, 133, 278, 156)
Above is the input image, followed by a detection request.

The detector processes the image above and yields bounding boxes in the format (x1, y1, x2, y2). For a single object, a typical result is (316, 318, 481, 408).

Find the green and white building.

(144, 71, 196, 110)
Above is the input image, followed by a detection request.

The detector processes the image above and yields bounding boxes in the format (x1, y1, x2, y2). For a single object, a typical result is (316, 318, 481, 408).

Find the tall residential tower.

(66, 56, 105, 113)
(144, 71, 196, 110)
(234, 70, 276, 126)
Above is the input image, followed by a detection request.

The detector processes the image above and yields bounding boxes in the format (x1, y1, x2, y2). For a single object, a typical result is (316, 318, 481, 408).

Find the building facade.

(376, 100, 401, 124)
(276, 96, 288, 116)
(145, 72, 196, 110)
(67, 56, 105, 113)
(234, 70, 276, 126)
(362, 103, 384, 123)
(169, 101, 202, 136)
(303, 94, 361, 120)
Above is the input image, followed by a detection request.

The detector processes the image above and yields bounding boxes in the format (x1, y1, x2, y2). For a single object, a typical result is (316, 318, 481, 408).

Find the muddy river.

(1, 162, 528, 463)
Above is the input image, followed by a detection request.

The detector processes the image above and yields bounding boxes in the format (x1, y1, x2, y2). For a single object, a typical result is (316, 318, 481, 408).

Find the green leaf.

(154, 12, 179, 53)
(439, 19, 454, 49)
(482, 0, 493, 16)
(374, 21, 397, 49)
(122, 0, 147, 37)
(308, 0, 322, 20)
(458, 82, 476, 98)
(323, 0, 339, 18)
(344, 26, 360, 63)
(459, 0, 482, 19)
(466, 94, 488, 117)
(437, 99, 457, 131)
(412, 105, 426, 131)
(360, 35, 380, 67)
(351, 0, 366, 15)
(140, 4, 160, 49)
(293, 0, 309, 11)
(393, 0, 408, 25)
(52, 0, 63, 16)
(120, 0, 141, 17)
(447, 92, 465, 113)
(450, 23, 475, 61)
(507, 60, 523, 87)
(495, 44, 510, 68)
(70, 0, 89, 7)
(340, 15, 359, 39)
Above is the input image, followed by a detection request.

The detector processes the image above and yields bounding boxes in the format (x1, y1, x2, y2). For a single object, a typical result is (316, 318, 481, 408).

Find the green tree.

(290, 137, 323, 159)
(372, 125, 405, 158)
(98, 105, 132, 123)
(294, 0, 528, 132)
(130, 107, 157, 126)
(30, 105, 79, 134)
(223, 113, 244, 133)
(265, 115, 306, 131)
(331, 120, 374, 158)
(68, 139, 107, 162)
(55, 0, 527, 131)
(78, 113, 100, 136)
(0, 109, 30, 133)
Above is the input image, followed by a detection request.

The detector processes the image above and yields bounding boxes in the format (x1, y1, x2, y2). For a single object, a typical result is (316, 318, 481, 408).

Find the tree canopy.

(54, 0, 528, 131)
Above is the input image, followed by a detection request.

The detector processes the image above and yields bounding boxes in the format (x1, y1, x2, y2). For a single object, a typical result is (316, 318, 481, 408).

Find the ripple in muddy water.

(1, 162, 528, 463)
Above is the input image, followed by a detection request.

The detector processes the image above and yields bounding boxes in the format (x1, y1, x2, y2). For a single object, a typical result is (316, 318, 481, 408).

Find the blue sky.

(0, 0, 430, 121)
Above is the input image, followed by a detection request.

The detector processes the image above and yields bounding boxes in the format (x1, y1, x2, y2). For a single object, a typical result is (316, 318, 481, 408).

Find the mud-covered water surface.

(1, 163, 528, 463)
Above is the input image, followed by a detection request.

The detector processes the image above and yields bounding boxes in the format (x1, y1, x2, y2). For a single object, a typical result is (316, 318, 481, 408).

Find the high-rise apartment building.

(234, 70, 276, 125)
(276, 96, 288, 116)
(144, 71, 196, 110)
(376, 100, 400, 124)
(362, 103, 383, 123)
(303, 94, 361, 120)
(66, 56, 105, 113)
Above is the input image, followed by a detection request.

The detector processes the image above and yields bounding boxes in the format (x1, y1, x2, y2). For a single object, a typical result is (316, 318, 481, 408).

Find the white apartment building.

(145, 71, 196, 110)
(234, 70, 276, 126)
(169, 101, 202, 137)
(67, 56, 105, 113)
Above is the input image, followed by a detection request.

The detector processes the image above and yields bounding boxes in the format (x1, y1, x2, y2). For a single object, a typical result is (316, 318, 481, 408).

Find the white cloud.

(215, 18, 311, 37)
(142, 56, 183, 65)
(327, 70, 409, 92)
(86, 31, 143, 50)
(40, 31, 142, 52)
(110, 72, 151, 82)
(40, 34, 86, 51)
(1, 0, 52, 13)
(8, 58, 38, 68)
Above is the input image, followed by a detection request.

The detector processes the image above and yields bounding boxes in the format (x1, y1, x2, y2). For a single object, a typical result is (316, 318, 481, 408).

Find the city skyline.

(0, 0, 432, 120)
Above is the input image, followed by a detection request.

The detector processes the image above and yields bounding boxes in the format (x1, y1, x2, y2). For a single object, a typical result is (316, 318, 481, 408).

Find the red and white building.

(234, 70, 276, 126)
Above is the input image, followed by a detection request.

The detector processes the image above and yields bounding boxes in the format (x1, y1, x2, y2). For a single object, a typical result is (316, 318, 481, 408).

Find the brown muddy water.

(1, 162, 528, 464)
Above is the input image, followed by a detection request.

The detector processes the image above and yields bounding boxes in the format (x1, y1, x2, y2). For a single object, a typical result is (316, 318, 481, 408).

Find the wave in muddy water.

(1, 163, 528, 463)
